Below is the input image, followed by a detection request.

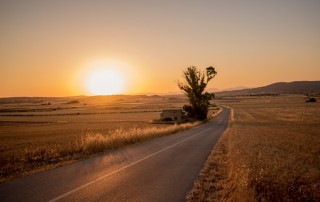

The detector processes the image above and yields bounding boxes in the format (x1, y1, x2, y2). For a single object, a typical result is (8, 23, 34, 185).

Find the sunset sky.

(1, 0, 320, 97)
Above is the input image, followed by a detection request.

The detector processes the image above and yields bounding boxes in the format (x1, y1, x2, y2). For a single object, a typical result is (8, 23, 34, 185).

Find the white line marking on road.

(49, 127, 213, 202)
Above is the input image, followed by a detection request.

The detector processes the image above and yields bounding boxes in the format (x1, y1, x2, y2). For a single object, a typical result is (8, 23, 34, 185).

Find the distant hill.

(207, 86, 248, 92)
(216, 81, 320, 96)
(0, 97, 71, 104)
(0, 94, 164, 104)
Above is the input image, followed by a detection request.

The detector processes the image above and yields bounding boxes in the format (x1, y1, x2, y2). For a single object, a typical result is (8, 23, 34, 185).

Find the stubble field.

(187, 94, 320, 201)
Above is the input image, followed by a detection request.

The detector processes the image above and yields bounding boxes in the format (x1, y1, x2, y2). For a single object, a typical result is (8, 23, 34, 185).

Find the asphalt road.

(0, 108, 230, 202)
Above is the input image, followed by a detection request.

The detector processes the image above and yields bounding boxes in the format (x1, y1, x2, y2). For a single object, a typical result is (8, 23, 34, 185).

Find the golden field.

(0, 95, 219, 183)
(187, 94, 320, 201)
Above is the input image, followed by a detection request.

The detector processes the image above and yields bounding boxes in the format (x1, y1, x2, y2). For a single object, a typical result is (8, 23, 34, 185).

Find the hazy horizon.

(1, 0, 320, 97)
(1, 80, 319, 98)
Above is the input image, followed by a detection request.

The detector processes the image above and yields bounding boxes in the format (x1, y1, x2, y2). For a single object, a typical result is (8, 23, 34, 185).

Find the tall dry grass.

(187, 95, 320, 201)
(82, 123, 200, 153)
(0, 122, 200, 183)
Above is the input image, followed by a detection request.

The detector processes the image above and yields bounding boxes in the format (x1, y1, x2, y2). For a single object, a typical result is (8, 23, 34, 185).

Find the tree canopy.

(178, 66, 217, 120)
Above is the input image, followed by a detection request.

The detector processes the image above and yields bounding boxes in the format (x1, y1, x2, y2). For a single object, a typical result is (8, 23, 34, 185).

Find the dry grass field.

(0, 95, 220, 183)
(187, 94, 320, 201)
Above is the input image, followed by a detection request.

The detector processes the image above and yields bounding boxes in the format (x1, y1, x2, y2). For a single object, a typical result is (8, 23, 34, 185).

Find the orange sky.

(1, 1, 320, 97)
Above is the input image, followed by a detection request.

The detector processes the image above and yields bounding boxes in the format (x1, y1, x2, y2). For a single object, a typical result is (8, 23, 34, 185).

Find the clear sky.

(1, 0, 320, 97)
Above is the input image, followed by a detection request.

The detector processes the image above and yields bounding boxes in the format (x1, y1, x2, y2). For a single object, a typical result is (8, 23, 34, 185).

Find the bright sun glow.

(85, 68, 125, 95)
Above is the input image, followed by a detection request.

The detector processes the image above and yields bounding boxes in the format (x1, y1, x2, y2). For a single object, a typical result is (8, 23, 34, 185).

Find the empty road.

(0, 108, 230, 202)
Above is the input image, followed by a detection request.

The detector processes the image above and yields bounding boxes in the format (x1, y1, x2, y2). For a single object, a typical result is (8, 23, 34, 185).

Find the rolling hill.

(216, 81, 320, 96)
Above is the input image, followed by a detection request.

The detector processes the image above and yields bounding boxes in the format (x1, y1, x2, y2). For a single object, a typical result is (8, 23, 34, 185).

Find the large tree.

(178, 66, 217, 120)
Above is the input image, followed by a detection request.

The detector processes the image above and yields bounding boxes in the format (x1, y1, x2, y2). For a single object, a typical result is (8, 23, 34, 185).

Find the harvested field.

(0, 95, 218, 183)
(187, 94, 320, 201)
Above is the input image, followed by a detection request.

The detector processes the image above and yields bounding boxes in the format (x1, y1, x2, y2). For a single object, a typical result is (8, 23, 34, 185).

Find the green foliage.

(178, 66, 217, 120)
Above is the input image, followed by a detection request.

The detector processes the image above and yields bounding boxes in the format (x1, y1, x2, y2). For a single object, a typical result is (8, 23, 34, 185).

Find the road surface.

(0, 108, 230, 202)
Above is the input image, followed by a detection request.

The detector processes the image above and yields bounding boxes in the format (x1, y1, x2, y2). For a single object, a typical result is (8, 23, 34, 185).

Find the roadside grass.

(0, 121, 201, 183)
(81, 122, 201, 154)
(187, 95, 320, 201)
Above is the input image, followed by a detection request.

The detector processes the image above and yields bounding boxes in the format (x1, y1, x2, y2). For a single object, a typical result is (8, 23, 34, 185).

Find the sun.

(85, 68, 125, 95)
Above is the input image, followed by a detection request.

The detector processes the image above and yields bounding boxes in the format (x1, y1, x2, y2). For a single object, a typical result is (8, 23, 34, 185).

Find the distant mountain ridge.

(216, 81, 320, 96)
